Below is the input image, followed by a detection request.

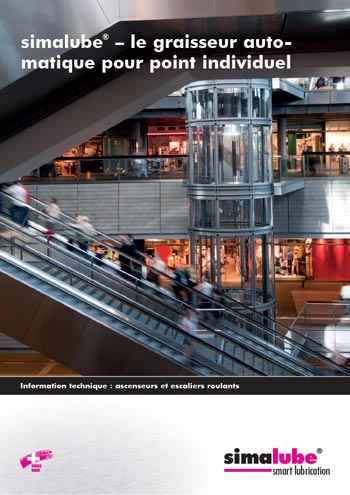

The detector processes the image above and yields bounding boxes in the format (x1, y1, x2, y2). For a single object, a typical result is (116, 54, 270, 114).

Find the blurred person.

(314, 76, 326, 89)
(171, 266, 190, 302)
(118, 234, 140, 280)
(195, 276, 214, 320)
(146, 254, 157, 283)
(331, 351, 349, 375)
(5, 181, 30, 226)
(152, 251, 167, 286)
(211, 282, 222, 320)
(185, 265, 198, 304)
(67, 215, 96, 252)
(195, 276, 214, 297)
(179, 308, 198, 366)
(44, 197, 61, 240)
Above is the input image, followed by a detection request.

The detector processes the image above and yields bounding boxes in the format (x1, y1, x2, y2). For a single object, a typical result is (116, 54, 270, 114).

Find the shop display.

(274, 240, 311, 278)
(145, 240, 190, 271)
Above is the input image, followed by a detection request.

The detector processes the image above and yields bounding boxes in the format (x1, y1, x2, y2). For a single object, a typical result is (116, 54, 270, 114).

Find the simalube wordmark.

(224, 448, 331, 476)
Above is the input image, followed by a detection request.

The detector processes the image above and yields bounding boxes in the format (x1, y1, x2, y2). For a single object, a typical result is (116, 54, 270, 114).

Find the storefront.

(144, 239, 190, 269)
(272, 121, 324, 157)
(145, 237, 275, 292)
(38, 119, 189, 179)
(274, 238, 350, 281)
(147, 123, 188, 174)
(53, 136, 104, 177)
(326, 120, 350, 174)
(274, 238, 312, 280)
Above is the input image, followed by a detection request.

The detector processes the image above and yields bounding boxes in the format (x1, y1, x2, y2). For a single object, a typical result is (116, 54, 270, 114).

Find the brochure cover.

(0, 1, 349, 494)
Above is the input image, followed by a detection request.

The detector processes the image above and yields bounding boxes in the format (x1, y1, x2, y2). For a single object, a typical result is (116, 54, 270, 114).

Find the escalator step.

(110, 299, 125, 309)
(129, 309, 141, 320)
(47, 269, 63, 278)
(157, 323, 169, 333)
(54, 273, 70, 283)
(41, 265, 55, 273)
(96, 293, 114, 304)
(41, 267, 59, 277)
(74, 282, 85, 291)
(123, 306, 133, 316)
(135, 314, 151, 325)
(83, 287, 98, 297)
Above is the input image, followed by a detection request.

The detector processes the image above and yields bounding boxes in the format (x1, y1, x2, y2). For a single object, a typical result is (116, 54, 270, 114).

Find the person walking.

(171, 266, 190, 302)
(5, 181, 30, 226)
(179, 308, 198, 366)
(67, 215, 96, 252)
(195, 276, 214, 319)
(44, 197, 61, 240)
(118, 234, 140, 280)
(151, 251, 167, 287)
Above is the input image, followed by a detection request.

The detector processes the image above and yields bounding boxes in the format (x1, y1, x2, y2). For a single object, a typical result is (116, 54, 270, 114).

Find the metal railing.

(26, 151, 350, 185)
(24, 155, 188, 182)
(291, 301, 350, 363)
(274, 152, 350, 180)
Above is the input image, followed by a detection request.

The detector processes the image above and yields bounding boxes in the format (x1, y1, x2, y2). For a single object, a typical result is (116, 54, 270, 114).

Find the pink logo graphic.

(20, 450, 53, 472)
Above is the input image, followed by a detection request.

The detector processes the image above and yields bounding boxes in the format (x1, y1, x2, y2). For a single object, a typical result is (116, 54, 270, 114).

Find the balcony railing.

(290, 301, 350, 367)
(24, 155, 188, 182)
(282, 77, 350, 91)
(273, 152, 350, 181)
(22, 152, 350, 184)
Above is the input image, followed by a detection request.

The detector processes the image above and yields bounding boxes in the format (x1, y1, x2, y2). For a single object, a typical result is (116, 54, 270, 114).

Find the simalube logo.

(224, 448, 331, 476)
(20, 450, 53, 473)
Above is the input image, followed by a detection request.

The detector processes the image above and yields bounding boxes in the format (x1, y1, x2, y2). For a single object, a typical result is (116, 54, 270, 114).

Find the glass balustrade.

(23, 156, 188, 182)
(273, 153, 350, 180)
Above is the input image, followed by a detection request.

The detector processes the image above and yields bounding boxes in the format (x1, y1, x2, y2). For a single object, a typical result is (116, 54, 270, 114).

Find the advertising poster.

(0, 1, 349, 494)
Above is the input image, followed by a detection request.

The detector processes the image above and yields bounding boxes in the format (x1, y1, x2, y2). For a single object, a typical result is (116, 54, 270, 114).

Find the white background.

(0, 394, 346, 494)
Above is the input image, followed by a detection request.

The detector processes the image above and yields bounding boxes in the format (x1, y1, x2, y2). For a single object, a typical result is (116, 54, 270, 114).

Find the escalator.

(0, 192, 348, 376)
(0, 195, 308, 376)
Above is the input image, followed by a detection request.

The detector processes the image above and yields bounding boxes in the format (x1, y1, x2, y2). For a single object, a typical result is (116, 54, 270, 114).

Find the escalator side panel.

(0, 272, 190, 376)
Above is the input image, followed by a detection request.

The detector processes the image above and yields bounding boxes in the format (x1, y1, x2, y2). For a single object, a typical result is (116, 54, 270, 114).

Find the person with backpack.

(118, 234, 141, 281)
(171, 267, 190, 302)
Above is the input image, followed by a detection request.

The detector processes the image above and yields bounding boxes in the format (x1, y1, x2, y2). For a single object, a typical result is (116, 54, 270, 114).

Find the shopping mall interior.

(0, 0, 350, 376)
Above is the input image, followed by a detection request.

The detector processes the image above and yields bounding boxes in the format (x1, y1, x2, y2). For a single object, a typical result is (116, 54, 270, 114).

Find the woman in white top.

(150, 252, 167, 286)
(45, 197, 61, 236)
(67, 215, 96, 251)
(179, 308, 197, 365)
(5, 181, 30, 226)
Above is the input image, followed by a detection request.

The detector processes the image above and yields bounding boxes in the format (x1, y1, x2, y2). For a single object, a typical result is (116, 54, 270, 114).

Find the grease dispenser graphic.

(20, 450, 53, 472)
